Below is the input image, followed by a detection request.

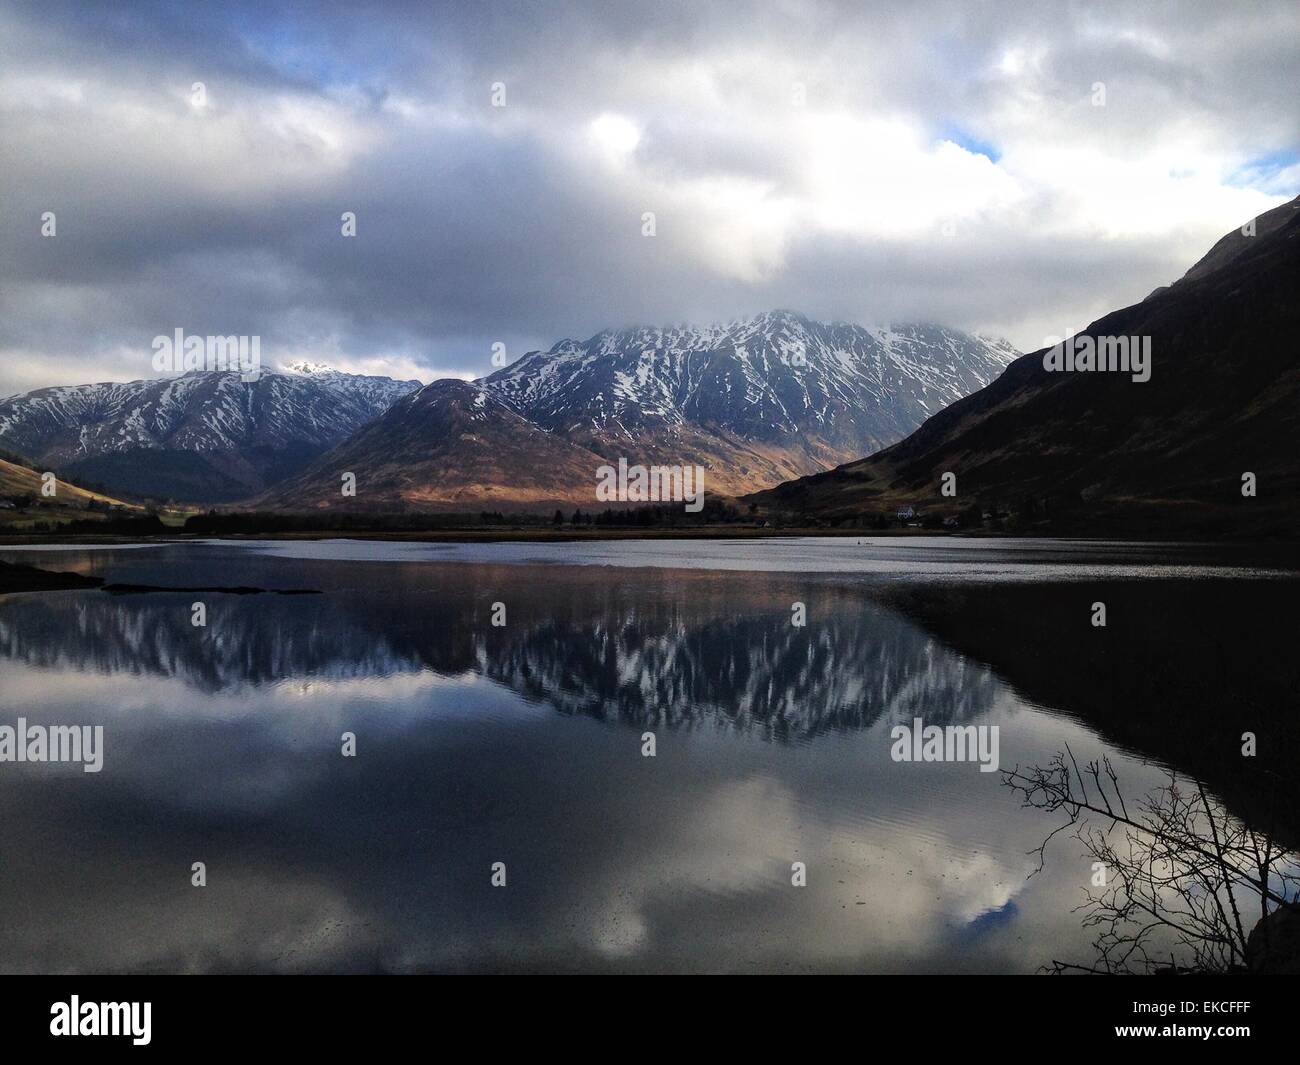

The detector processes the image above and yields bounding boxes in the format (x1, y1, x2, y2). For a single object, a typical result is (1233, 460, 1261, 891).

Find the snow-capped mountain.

(268, 312, 1017, 509)
(477, 310, 1017, 495)
(486, 311, 1016, 457)
(0, 367, 420, 502)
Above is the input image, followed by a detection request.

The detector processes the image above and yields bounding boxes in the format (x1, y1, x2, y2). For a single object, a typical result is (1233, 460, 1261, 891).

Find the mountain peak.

(749, 308, 810, 328)
(283, 359, 338, 375)
(409, 378, 498, 417)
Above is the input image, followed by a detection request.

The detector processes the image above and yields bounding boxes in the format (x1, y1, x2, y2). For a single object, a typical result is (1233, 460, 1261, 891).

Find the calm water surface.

(0, 538, 1295, 972)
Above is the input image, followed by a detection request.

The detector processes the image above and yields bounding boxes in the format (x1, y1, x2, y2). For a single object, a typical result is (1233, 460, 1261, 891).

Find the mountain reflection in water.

(0, 569, 1001, 738)
(0, 541, 1293, 973)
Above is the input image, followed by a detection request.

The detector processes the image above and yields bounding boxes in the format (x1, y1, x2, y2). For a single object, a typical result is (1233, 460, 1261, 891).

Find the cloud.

(0, 0, 1297, 396)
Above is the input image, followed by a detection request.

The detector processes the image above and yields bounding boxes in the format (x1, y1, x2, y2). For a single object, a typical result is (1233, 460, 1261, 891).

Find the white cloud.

(0, 0, 1296, 392)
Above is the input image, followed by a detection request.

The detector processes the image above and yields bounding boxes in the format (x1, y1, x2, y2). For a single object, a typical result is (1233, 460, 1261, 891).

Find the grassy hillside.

(0, 456, 138, 507)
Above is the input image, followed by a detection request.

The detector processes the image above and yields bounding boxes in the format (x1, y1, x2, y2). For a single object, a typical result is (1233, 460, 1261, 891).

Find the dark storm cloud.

(0, 0, 1297, 394)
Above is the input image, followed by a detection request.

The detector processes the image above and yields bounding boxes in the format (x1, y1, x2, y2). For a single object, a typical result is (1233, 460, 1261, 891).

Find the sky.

(1, 0, 1297, 397)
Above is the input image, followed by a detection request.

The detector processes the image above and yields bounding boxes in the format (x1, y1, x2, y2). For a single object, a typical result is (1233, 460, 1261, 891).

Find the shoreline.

(2, 526, 1296, 547)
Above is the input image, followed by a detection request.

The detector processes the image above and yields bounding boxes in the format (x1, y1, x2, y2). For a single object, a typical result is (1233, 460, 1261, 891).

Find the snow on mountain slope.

(265, 311, 1018, 509)
(0, 368, 420, 502)
(482, 310, 1017, 477)
(0, 313, 1016, 508)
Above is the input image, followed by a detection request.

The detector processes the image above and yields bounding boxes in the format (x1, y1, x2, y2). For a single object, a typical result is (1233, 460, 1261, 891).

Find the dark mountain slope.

(750, 196, 1300, 537)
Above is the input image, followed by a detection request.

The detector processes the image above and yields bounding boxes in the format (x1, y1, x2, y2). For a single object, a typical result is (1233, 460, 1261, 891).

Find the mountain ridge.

(0, 367, 421, 503)
(262, 312, 1018, 510)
